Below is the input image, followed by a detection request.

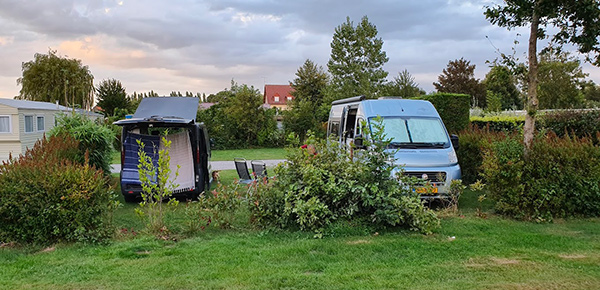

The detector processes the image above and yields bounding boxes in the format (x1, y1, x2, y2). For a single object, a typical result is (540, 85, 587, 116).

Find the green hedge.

(417, 93, 470, 134)
(470, 115, 525, 132)
(481, 133, 600, 220)
(538, 110, 600, 144)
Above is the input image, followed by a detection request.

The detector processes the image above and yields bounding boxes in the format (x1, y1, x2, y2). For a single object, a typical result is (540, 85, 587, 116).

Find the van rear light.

(197, 148, 200, 163)
(121, 150, 125, 165)
(128, 191, 133, 194)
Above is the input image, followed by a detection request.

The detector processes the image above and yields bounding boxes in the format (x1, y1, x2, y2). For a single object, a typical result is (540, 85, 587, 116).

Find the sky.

(0, 0, 598, 101)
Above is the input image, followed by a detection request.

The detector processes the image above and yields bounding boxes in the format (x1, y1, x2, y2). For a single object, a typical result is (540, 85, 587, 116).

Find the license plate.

(415, 187, 438, 194)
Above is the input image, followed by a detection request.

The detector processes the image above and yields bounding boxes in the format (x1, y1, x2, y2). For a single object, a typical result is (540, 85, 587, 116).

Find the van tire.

(123, 194, 138, 203)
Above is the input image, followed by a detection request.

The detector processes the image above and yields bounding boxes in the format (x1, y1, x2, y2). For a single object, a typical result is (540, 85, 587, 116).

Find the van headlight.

(448, 150, 458, 164)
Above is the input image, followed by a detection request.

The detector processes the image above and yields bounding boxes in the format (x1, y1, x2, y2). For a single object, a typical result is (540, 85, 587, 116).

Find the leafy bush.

(537, 109, 600, 144)
(248, 121, 440, 235)
(470, 115, 525, 132)
(457, 125, 517, 184)
(417, 93, 470, 134)
(0, 134, 114, 245)
(49, 113, 115, 173)
(481, 132, 600, 220)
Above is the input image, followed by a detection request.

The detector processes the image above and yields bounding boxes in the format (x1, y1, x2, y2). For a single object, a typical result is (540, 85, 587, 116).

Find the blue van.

(114, 97, 212, 202)
(327, 96, 461, 199)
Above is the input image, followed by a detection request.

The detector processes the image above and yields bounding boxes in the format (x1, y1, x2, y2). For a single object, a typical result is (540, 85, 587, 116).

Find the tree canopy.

(537, 50, 587, 109)
(96, 79, 128, 116)
(327, 16, 389, 99)
(483, 65, 522, 110)
(17, 49, 94, 110)
(382, 69, 425, 98)
(433, 58, 486, 108)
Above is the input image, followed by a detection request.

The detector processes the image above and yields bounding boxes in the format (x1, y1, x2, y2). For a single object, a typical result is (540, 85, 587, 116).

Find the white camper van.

(327, 96, 461, 199)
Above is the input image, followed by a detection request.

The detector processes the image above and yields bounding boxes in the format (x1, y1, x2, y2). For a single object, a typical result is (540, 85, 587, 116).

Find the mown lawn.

(1, 189, 599, 289)
(112, 148, 286, 164)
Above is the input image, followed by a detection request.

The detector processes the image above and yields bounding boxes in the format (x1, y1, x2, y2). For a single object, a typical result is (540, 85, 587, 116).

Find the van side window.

(344, 108, 357, 139)
(355, 118, 363, 136)
(329, 121, 340, 137)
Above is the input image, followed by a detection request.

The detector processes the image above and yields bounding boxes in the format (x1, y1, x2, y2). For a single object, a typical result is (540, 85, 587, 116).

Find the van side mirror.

(210, 138, 216, 149)
(354, 134, 366, 149)
(450, 134, 459, 150)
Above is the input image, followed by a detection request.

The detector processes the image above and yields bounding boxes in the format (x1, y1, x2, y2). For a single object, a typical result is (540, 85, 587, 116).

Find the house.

(263, 85, 295, 110)
(0, 99, 102, 162)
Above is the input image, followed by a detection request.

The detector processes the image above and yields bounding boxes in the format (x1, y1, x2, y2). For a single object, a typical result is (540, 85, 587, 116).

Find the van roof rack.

(377, 96, 403, 100)
(331, 95, 366, 106)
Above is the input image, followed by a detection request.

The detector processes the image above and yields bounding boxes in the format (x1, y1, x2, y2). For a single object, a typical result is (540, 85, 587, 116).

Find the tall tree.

(483, 65, 522, 110)
(17, 49, 94, 110)
(96, 79, 128, 116)
(284, 59, 329, 139)
(485, 0, 600, 151)
(537, 50, 587, 109)
(382, 69, 425, 98)
(327, 16, 389, 99)
(433, 58, 486, 108)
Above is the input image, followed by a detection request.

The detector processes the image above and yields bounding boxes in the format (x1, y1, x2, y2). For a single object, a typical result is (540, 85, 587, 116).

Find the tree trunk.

(524, 2, 540, 156)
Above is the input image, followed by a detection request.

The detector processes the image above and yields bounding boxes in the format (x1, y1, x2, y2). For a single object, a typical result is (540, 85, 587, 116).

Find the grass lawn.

(1, 189, 599, 289)
(111, 148, 286, 164)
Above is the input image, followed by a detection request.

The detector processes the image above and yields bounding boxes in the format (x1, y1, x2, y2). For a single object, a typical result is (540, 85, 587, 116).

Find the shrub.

(248, 120, 440, 235)
(470, 115, 525, 132)
(0, 134, 114, 245)
(49, 113, 115, 173)
(481, 132, 600, 220)
(417, 93, 470, 134)
(537, 109, 600, 144)
(457, 125, 517, 184)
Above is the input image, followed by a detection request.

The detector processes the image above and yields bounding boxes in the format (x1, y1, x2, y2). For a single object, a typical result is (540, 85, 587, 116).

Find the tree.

(327, 16, 389, 99)
(433, 58, 486, 108)
(96, 79, 128, 116)
(581, 80, 600, 104)
(485, 0, 600, 151)
(537, 50, 587, 109)
(17, 49, 94, 110)
(483, 65, 522, 110)
(284, 59, 329, 139)
(382, 69, 425, 98)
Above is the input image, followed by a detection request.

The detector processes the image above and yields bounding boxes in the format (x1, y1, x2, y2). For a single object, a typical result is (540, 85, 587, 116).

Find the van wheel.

(123, 194, 138, 203)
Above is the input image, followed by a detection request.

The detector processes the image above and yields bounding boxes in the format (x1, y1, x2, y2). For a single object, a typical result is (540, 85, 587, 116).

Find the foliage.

(248, 120, 440, 235)
(96, 78, 129, 116)
(483, 65, 522, 110)
(485, 0, 600, 151)
(485, 91, 503, 112)
(135, 137, 180, 234)
(581, 80, 600, 103)
(469, 115, 525, 132)
(538, 109, 600, 144)
(327, 16, 389, 100)
(16, 49, 94, 110)
(284, 59, 329, 139)
(537, 49, 587, 109)
(197, 81, 283, 149)
(0, 134, 114, 245)
(481, 132, 600, 220)
(457, 125, 517, 185)
(433, 58, 486, 108)
(417, 93, 470, 134)
(382, 69, 426, 98)
(197, 182, 245, 229)
(49, 113, 115, 173)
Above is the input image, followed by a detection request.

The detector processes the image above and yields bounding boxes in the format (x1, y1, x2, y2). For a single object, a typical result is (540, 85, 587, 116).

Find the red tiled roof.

(264, 85, 294, 105)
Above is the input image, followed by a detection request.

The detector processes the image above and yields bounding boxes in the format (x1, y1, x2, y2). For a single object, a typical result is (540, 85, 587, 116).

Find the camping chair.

(251, 160, 268, 180)
(234, 158, 254, 184)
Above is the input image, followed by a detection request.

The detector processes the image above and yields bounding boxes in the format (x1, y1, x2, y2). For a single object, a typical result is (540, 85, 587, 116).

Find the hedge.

(417, 93, 470, 134)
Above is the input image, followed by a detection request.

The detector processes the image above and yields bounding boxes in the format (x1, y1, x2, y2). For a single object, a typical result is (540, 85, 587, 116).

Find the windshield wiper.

(389, 142, 418, 149)
(390, 142, 447, 149)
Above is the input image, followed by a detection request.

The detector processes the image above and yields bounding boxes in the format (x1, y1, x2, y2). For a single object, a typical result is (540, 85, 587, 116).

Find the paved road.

(110, 159, 286, 173)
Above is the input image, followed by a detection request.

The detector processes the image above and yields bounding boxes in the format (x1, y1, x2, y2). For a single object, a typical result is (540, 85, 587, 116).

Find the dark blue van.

(114, 97, 212, 202)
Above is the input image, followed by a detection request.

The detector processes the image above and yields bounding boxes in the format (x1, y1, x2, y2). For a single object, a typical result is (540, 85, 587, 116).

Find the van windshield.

(369, 117, 449, 149)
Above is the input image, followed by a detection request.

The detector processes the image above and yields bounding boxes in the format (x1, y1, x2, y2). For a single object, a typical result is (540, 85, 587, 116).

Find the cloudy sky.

(0, 0, 598, 100)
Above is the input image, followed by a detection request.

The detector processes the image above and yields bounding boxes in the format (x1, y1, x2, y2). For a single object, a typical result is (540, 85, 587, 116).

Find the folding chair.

(233, 158, 254, 184)
(251, 160, 268, 179)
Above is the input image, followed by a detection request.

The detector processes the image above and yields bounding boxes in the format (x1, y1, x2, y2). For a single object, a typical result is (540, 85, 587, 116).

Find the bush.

(49, 113, 115, 173)
(481, 132, 600, 220)
(470, 115, 525, 132)
(417, 93, 470, 134)
(537, 109, 600, 144)
(457, 125, 518, 184)
(248, 121, 440, 235)
(0, 134, 114, 245)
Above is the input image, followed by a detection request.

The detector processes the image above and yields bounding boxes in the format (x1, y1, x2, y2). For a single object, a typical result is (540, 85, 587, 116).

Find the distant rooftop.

(0, 99, 103, 117)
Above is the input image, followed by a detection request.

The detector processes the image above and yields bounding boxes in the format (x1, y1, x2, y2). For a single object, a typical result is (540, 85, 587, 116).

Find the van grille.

(404, 172, 446, 183)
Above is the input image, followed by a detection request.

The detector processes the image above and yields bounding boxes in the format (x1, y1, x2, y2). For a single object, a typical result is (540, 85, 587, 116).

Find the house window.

(274, 96, 280, 102)
(37, 116, 45, 131)
(24, 115, 34, 133)
(0, 116, 10, 133)
(287, 96, 292, 101)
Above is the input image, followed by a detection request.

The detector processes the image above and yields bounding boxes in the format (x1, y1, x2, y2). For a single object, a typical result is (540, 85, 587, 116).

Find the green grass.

(1, 190, 599, 289)
(211, 147, 286, 161)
